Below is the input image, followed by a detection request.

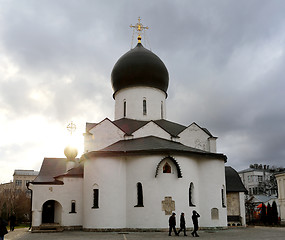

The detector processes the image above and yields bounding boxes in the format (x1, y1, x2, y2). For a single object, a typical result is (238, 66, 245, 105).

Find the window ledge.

(134, 204, 144, 207)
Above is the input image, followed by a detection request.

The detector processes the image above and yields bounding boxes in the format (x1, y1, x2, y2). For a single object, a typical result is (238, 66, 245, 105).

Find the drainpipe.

(26, 182, 32, 231)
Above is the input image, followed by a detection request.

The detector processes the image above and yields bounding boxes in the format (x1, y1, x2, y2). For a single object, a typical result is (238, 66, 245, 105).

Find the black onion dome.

(111, 43, 169, 96)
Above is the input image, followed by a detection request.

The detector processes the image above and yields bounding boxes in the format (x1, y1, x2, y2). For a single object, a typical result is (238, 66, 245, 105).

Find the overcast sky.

(0, 0, 285, 183)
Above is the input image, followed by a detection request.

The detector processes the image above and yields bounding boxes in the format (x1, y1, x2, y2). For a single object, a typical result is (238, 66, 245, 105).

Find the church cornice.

(80, 136, 227, 162)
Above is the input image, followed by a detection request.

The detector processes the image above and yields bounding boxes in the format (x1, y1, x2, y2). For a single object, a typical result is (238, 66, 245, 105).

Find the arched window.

(163, 162, 171, 173)
(135, 182, 144, 207)
(92, 184, 99, 209)
(123, 100, 126, 117)
(70, 200, 76, 213)
(155, 157, 182, 178)
(143, 99, 147, 115)
(189, 182, 195, 207)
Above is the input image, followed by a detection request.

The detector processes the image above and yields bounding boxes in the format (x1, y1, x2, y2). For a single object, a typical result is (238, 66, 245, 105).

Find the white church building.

(30, 24, 229, 231)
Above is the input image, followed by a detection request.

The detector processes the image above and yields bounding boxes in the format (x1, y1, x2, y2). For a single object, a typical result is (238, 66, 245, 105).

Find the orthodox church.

(30, 21, 229, 231)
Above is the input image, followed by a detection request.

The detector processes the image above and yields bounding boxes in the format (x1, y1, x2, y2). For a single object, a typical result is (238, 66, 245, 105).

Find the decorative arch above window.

(155, 156, 182, 178)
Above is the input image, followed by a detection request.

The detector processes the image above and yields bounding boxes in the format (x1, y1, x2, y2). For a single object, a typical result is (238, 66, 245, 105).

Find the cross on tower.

(130, 17, 149, 43)
(67, 121, 76, 135)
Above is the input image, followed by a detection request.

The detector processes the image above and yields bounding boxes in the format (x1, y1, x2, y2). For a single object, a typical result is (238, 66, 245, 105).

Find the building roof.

(87, 118, 214, 138)
(225, 166, 247, 192)
(111, 43, 169, 96)
(238, 167, 268, 174)
(249, 194, 277, 204)
(81, 136, 227, 161)
(32, 158, 82, 185)
(112, 118, 187, 137)
(13, 170, 39, 176)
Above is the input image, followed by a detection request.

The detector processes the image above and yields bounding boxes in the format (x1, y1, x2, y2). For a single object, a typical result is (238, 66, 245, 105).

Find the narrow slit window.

(161, 101, 163, 119)
(70, 200, 76, 213)
(123, 100, 126, 117)
(93, 189, 99, 208)
(189, 182, 195, 207)
(135, 182, 144, 207)
(221, 188, 226, 208)
(143, 99, 147, 115)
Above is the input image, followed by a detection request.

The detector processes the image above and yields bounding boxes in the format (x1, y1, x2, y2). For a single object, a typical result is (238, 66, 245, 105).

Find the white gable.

(132, 121, 171, 140)
(84, 118, 125, 152)
(178, 123, 212, 151)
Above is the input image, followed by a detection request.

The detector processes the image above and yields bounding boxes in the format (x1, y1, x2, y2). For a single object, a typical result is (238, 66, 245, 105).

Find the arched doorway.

(42, 200, 62, 224)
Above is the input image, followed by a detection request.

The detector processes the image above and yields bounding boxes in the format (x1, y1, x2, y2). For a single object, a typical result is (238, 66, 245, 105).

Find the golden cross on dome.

(67, 121, 76, 135)
(130, 17, 149, 43)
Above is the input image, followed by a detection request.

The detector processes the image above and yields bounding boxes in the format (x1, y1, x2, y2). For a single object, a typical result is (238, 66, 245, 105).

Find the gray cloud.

(1, 0, 285, 182)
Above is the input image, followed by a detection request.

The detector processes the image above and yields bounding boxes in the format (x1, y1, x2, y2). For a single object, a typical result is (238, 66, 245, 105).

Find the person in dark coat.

(177, 212, 187, 236)
(191, 210, 200, 237)
(0, 217, 8, 240)
(168, 212, 179, 236)
(9, 214, 16, 231)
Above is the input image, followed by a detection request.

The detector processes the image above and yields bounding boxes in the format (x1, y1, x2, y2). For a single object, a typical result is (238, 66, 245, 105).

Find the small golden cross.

(130, 17, 149, 43)
(67, 121, 76, 135)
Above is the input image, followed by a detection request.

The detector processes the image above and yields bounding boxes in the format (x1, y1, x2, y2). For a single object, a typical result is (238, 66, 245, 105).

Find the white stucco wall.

(179, 123, 212, 152)
(30, 177, 83, 227)
(83, 154, 227, 229)
(239, 192, 246, 226)
(276, 173, 285, 224)
(114, 87, 166, 121)
(83, 157, 127, 229)
(132, 121, 171, 140)
(84, 118, 125, 152)
(198, 159, 227, 227)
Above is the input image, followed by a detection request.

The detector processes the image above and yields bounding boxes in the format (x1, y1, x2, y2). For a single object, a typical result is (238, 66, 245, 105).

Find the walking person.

(168, 212, 179, 236)
(9, 214, 16, 232)
(178, 212, 187, 236)
(191, 210, 200, 237)
(0, 217, 8, 240)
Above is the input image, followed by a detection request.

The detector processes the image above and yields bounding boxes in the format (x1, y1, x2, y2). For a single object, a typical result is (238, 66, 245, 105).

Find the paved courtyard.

(5, 227, 285, 240)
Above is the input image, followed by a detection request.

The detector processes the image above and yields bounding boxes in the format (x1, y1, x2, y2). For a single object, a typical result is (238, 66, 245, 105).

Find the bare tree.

(0, 187, 31, 223)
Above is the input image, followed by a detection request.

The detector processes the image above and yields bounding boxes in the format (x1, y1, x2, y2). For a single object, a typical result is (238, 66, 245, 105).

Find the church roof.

(81, 136, 227, 161)
(111, 43, 169, 96)
(112, 118, 187, 137)
(32, 158, 82, 185)
(225, 166, 247, 192)
(87, 118, 214, 138)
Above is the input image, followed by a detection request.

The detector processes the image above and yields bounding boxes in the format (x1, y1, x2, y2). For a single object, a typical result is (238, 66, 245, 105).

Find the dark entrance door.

(42, 200, 55, 223)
